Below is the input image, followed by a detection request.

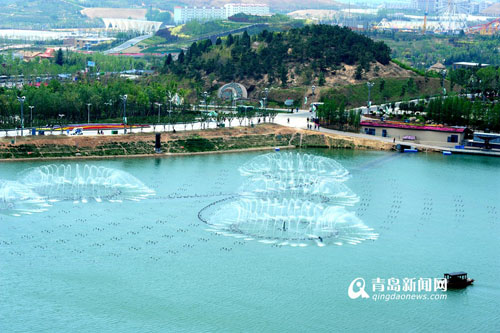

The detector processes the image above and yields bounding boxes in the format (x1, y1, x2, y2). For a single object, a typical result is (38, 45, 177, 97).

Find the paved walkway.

(272, 110, 500, 157)
(3, 109, 499, 157)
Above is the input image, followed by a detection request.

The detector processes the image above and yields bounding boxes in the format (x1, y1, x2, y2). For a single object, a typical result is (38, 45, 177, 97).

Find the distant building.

(412, 0, 473, 14)
(481, 2, 500, 16)
(452, 61, 490, 69)
(413, 0, 444, 13)
(174, 3, 270, 24)
(225, 3, 270, 17)
(428, 62, 447, 72)
(102, 18, 162, 33)
(382, 2, 416, 10)
(64, 37, 114, 49)
(174, 6, 226, 24)
(360, 120, 470, 146)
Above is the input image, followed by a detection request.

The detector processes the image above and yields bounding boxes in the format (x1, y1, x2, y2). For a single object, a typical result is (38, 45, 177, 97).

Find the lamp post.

(120, 94, 127, 134)
(202, 91, 209, 112)
(441, 69, 447, 95)
(366, 82, 374, 110)
(17, 96, 25, 136)
(58, 114, 65, 135)
(104, 100, 112, 119)
(263, 88, 269, 109)
(29, 106, 34, 128)
(86, 103, 91, 124)
(155, 102, 162, 124)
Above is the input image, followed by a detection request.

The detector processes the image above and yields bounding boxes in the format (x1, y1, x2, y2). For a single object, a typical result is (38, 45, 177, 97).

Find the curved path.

(103, 34, 153, 54)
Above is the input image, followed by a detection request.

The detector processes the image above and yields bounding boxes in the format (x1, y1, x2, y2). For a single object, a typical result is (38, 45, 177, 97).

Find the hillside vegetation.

(163, 24, 392, 87)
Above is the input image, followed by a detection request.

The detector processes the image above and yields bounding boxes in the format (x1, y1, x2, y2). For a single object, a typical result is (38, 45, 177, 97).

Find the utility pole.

(155, 102, 162, 124)
(104, 100, 113, 119)
(17, 96, 25, 136)
(29, 105, 35, 128)
(366, 82, 374, 110)
(120, 95, 127, 134)
(86, 103, 91, 124)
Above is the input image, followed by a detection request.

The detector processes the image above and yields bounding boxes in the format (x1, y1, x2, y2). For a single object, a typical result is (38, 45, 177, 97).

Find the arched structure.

(102, 19, 162, 33)
(217, 82, 248, 100)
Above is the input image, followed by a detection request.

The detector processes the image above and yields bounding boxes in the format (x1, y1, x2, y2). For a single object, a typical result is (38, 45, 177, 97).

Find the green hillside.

(163, 24, 392, 86)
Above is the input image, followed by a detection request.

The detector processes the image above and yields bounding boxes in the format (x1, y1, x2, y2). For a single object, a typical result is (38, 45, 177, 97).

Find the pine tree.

(379, 79, 385, 92)
(55, 48, 64, 66)
(280, 66, 288, 87)
(226, 34, 234, 47)
(178, 50, 185, 64)
(165, 54, 172, 66)
(242, 31, 251, 48)
(354, 65, 363, 80)
(318, 72, 325, 86)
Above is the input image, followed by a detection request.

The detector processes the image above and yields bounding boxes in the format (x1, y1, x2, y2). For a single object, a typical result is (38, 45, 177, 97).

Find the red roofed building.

(360, 120, 471, 146)
(39, 48, 55, 58)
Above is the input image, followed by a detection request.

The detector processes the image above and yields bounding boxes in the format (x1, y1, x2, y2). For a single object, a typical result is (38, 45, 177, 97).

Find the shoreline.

(0, 145, 297, 162)
(0, 124, 394, 162)
(1, 123, 497, 162)
(4, 123, 496, 161)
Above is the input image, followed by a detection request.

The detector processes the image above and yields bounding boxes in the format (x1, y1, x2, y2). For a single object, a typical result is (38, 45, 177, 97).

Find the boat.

(444, 272, 474, 289)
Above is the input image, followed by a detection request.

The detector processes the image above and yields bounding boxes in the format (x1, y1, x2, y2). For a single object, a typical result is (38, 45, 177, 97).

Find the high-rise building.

(224, 3, 270, 17)
(174, 3, 270, 24)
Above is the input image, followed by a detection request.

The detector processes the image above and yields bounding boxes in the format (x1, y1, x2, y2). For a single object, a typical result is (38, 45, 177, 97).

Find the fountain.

(0, 180, 50, 216)
(239, 152, 350, 184)
(200, 152, 378, 247)
(20, 164, 155, 203)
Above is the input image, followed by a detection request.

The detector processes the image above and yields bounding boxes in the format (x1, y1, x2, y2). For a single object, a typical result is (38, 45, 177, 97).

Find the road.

(103, 34, 153, 55)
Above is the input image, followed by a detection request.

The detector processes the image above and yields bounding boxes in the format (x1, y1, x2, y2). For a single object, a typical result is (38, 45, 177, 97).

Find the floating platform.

(403, 148, 418, 153)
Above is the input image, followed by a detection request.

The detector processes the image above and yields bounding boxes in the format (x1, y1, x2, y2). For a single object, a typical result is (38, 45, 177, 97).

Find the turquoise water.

(0, 150, 499, 332)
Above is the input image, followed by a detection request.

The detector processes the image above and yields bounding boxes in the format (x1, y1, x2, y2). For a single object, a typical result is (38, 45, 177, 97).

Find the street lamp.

(202, 91, 209, 112)
(86, 103, 91, 124)
(104, 100, 113, 119)
(441, 69, 447, 95)
(29, 105, 34, 129)
(58, 114, 65, 135)
(155, 102, 162, 124)
(366, 82, 374, 109)
(120, 94, 127, 134)
(263, 88, 269, 109)
(17, 96, 25, 136)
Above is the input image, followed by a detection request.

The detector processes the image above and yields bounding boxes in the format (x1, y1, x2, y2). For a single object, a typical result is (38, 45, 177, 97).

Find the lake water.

(0, 150, 499, 332)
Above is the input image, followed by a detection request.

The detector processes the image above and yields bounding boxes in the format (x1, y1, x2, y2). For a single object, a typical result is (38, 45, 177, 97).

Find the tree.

(226, 34, 234, 47)
(279, 66, 288, 88)
(354, 65, 363, 80)
(55, 49, 64, 66)
(318, 72, 325, 86)
(379, 79, 385, 92)
(177, 50, 185, 64)
(241, 31, 251, 48)
(164, 54, 173, 67)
